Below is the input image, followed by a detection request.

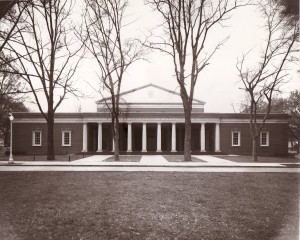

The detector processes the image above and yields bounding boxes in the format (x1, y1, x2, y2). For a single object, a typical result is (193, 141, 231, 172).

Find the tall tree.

(0, 1, 29, 55)
(275, 0, 299, 23)
(3, 0, 84, 160)
(239, 91, 300, 153)
(0, 97, 28, 147)
(146, 0, 249, 161)
(77, 0, 144, 160)
(0, 52, 29, 146)
(236, 0, 299, 161)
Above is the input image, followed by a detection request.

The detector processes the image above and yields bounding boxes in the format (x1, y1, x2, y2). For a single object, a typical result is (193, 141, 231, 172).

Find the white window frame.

(260, 131, 269, 146)
(232, 131, 241, 147)
(32, 130, 42, 146)
(62, 130, 71, 146)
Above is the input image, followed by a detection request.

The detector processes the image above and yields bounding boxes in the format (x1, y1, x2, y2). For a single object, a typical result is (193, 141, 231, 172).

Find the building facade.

(12, 84, 289, 156)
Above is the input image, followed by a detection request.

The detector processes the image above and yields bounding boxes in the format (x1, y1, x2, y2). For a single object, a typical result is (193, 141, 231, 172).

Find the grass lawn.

(0, 172, 298, 240)
(219, 155, 300, 163)
(104, 155, 141, 162)
(164, 155, 206, 162)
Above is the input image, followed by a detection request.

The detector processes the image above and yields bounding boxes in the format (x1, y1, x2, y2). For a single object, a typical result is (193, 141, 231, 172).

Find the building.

(12, 84, 289, 156)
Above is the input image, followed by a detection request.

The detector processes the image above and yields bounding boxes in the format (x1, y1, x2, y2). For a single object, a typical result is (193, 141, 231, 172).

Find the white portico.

(81, 84, 221, 153)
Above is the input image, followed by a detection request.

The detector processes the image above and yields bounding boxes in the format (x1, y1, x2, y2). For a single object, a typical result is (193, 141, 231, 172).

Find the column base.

(156, 150, 162, 152)
(127, 150, 132, 153)
(81, 150, 88, 152)
(142, 150, 147, 152)
(8, 155, 14, 164)
(215, 150, 221, 152)
(171, 150, 177, 152)
(200, 150, 206, 152)
(96, 150, 103, 152)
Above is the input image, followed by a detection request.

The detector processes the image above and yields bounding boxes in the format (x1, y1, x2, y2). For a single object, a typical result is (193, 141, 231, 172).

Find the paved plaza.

(0, 155, 299, 172)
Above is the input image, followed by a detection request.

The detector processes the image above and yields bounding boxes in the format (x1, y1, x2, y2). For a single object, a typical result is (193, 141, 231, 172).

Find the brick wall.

(12, 120, 289, 156)
(13, 122, 83, 155)
(220, 123, 288, 156)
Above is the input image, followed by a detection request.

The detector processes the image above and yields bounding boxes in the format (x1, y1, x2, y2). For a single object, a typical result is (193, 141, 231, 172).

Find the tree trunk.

(252, 138, 258, 162)
(184, 111, 192, 161)
(113, 122, 120, 161)
(47, 109, 55, 160)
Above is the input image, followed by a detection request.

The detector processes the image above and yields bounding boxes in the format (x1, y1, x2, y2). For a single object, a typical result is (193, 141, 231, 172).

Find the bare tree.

(146, 0, 249, 161)
(77, 0, 144, 161)
(4, 0, 84, 160)
(236, 0, 299, 161)
(0, 1, 29, 54)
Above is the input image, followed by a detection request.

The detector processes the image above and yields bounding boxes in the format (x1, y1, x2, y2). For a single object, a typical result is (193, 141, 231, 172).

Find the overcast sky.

(31, 1, 299, 114)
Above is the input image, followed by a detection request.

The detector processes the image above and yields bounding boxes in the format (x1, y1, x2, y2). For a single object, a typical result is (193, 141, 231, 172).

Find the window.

(32, 130, 42, 146)
(62, 130, 71, 146)
(232, 131, 240, 146)
(260, 131, 269, 146)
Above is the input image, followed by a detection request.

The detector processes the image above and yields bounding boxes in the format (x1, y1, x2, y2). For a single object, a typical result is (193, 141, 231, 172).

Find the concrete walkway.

(0, 155, 299, 172)
(194, 155, 236, 164)
(71, 155, 111, 164)
(140, 155, 168, 165)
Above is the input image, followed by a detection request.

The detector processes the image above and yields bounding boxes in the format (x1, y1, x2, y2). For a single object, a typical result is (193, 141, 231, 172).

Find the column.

(156, 123, 161, 152)
(215, 123, 221, 152)
(127, 123, 132, 152)
(112, 138, 114, 152)
(142, 123, 147, 152)
(97, 123, 102, 152)
(171, 123, 176, 152)
(82, 123, 88, 152)
(201, 123, 206, 152)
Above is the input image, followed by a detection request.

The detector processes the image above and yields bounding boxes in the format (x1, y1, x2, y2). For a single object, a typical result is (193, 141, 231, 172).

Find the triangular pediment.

(96, 83, 205, 105)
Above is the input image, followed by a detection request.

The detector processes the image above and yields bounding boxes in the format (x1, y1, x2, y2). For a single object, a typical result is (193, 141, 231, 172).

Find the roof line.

(95, 83, 206, 104)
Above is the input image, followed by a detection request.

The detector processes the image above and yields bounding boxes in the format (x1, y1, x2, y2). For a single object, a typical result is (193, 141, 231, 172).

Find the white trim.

(12, 117, 288, 124)
(260, 131, 269, 146)
(32, 130, 42, 146)
(220, 119, 288, 124)
(62, 130, 71, 146)
(232, 131, 241, 147)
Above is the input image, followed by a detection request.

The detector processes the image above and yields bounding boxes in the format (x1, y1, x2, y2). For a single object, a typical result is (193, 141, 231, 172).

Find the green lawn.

(0, 172, 298, 240)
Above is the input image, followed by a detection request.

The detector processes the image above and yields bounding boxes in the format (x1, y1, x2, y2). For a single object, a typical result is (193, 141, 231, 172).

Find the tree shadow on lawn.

(219, 155, 300, 163)
(0, 172, 298, 240)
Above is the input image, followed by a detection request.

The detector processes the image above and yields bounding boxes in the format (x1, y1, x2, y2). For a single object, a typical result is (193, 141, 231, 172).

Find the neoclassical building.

(12, 84, 289, 156)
